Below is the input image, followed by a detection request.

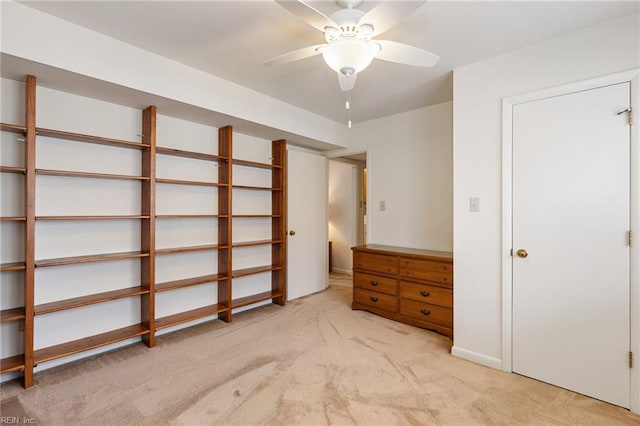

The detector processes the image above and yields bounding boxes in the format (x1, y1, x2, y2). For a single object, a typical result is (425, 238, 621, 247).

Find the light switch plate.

(469, 197, 480, 212)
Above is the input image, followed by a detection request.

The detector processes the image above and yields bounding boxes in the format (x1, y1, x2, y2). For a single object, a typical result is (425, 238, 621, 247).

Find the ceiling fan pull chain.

(347, 90, 352, 129)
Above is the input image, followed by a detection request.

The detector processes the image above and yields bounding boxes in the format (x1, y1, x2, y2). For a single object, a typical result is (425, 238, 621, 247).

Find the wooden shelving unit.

(152, 125, 233, 329)
(230, 138, 287, 309)
(0, 78, 31, 380)
(31, 102, 155, 370)
(1, 75, 288, 388)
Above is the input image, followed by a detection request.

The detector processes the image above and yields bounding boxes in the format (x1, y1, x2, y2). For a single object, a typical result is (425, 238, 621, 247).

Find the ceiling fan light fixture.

(357, 23, 374, 39)
(323, 26, 340, 42)
(322, 39, 378, 76)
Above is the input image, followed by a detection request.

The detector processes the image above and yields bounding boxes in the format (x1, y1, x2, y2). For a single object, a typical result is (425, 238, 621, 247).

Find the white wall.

(330, 101, 453, 252)
(328, 160, 357, 274)
(452, 12, 640, 373)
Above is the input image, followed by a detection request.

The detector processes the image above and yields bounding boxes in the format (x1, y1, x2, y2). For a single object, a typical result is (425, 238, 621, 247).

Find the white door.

(287, 148, 328, 300)
(512, 83, 631, 408)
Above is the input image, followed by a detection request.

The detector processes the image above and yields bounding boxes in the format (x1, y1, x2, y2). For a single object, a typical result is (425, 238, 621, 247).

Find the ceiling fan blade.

(338, 72, 357, 92)
(375, 40, 439, 67)
(358, 1, 426, 37)
(263, 44, 325, 67)
(275, 1, 337, 32)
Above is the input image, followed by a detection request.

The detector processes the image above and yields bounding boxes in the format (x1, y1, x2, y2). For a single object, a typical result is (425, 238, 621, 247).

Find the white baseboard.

(331, 268, 352, 275)
(451, 346, 503, 370)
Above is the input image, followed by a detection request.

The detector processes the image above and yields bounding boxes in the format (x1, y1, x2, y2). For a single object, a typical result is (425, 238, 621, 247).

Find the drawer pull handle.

(370, 280, 378, 286)
(370, 296, 379, 302)
(420, 291, 430, 297)
(421, 309, 431, 316)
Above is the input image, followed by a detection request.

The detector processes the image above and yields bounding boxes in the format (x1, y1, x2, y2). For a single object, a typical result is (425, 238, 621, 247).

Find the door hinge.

(629, 230, 634, 247)
(510, 248, 513, 257)
(617, 107, 633, 125)
(630, 351, 633, 368)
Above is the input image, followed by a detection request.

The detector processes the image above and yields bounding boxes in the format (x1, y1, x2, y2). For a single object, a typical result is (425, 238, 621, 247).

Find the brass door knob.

(289, 230, 296, 236)
(516, 249, 528, 258)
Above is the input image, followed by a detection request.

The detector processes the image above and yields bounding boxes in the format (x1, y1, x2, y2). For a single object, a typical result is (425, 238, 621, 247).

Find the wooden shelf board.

(156, 214, 220, 219)
(156, 177, 225, 187)
(233, 158, 280, 170)
(0, 166, 26, 174)
(35, 286, 149, 316)
(156, 244, 226, 255)
(233, 239, 279, 248)
(0, 307, 25, 322)
(36, 251, 149, 268)
(0, 354, 24, 374)
(232, 185, 280, 191)
(156, 273, 228, 293)
(155, 304, 229, 330)
(36, 127, 150, 150)
(156, 146, 227, 163)
(0, 216, 26, 221)
(232, 214, 281, 218)
(232, 264, 283, 278)
(0, 123, 26, 134)
(233, 290, 283, 309)
(36, 215, 150, 221)
(0, 262, 26, 272)
(36, 169, 149, 181)
(33, 324, 149, 364)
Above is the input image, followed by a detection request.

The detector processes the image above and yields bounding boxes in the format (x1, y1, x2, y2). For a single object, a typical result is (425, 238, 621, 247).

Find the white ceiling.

(18, 1, 640, 124)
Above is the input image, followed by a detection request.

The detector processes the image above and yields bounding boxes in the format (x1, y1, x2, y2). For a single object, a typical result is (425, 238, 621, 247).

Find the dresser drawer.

(354, 288, 398, 312)
(354, 251, 397, 275)
(400, 257, 452, 286)
(354, 272, 397, 295)
(400, 282, 452, 308)
(399, 299, 452, 328)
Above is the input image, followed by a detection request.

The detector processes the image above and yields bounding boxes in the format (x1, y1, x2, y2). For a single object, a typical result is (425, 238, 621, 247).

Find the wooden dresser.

(351, 244, 453, 338)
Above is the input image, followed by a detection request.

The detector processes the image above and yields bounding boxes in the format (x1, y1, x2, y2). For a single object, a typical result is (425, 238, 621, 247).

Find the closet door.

(287, 148, 327, 300)
(512, 82, 631, 408)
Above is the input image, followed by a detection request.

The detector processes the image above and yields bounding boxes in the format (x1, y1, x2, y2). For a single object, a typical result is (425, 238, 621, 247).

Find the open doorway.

(328, 153, 367, 276)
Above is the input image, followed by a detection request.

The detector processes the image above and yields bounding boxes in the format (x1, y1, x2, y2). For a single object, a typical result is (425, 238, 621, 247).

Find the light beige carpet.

(1, 274, 639, 425)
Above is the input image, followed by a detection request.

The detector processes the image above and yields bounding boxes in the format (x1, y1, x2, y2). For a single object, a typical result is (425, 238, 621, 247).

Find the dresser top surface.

(351, 244, 453, 261)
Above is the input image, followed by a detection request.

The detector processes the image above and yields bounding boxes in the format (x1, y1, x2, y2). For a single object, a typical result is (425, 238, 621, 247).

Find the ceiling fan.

(264, 0, 439, 92)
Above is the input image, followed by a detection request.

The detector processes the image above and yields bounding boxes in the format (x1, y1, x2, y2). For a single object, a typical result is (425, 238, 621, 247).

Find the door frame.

(501, 68, 640, 413)
(327, 150, 370, 247)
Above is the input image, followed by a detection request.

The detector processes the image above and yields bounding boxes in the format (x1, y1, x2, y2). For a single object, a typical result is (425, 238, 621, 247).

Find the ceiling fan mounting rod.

(336, 0, 363, 9)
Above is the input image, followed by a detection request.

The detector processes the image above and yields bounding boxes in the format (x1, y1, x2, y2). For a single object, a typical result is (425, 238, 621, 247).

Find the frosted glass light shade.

(322, 39, 378, 75)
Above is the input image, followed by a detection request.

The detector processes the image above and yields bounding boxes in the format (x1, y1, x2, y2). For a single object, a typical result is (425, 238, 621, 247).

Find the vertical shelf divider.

(218, 126, 232, 322)
(141, 106, 156, 346)
(272, 139, 287, 305)
(23, 75, 36, 388)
